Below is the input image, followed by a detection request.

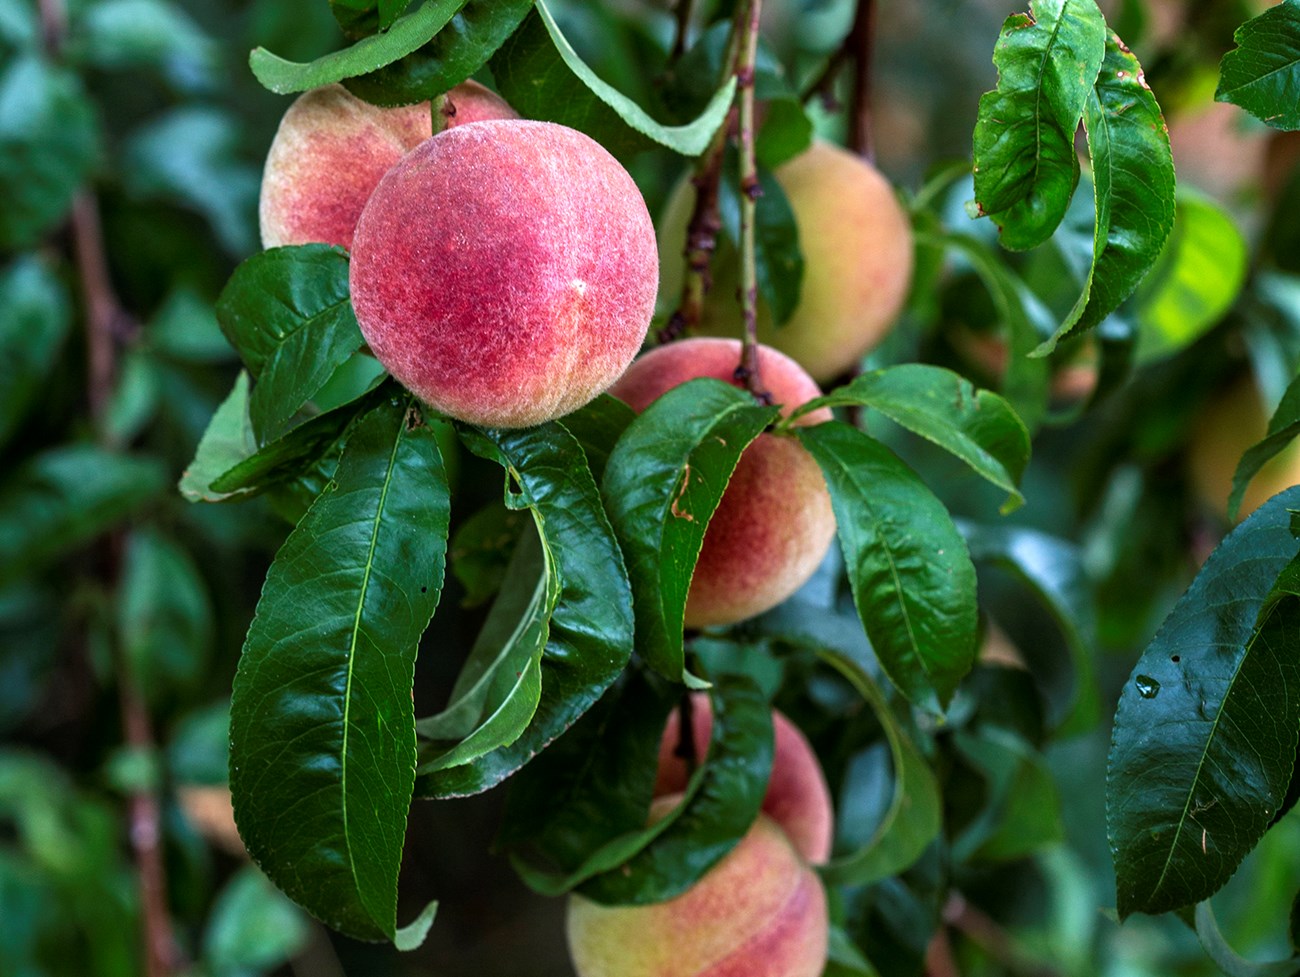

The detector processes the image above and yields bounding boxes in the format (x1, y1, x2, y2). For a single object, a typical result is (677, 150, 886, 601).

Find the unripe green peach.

(349, 119, 659, 428)
(656, 695, 834, 864)
(1189, 378, 1299, 522)
(258, 81, 517, 250)
(659, 141, 914, 382)
(567, 805, 829, 977)
(610, 338, 835, 627)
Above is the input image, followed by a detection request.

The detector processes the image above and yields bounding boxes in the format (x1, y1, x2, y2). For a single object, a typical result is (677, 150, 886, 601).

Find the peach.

(610, 338, 836, 627)
(258, 80, 517, 250)
(656, 695, 834, 864)
(1189, 377, 1299, 522)
(349, 120, 659, 428)
(566, 805, 828, 977)
(659, 141, 914, 382)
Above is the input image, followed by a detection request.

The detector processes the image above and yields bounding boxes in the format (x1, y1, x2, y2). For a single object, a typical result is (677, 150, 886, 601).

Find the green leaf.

(952, 728, 1064, 862)
(1107, 487, 1300, 919)
(797, 421, 978, 713)
(718, 154, 805, 328)
(416, 421, 633, 798)
(344, 0, 532, 107)
(556, 394, 636, 485)
(70, 0, 217, 83)
(1231, 374, 1300, 522)
(755, 97, 814, 170)
(1194, 901, 1300, 977)
(971, 0, 1107, 250)
(601, 379, 779, 686)
(0, 446, 167, 588)
(959, 522, 1101, 735)
(229, 397, 449, 943)
(214, 245, 364, 441)
(817, 650, 942, 887)
(448, 503, 528, 607)
(179, 372, 257, 503)
(203, 867, 308, 977)
(1039, 30, 1177, 356)
(1133, 190, 1247, 364)
(493, 2, 736, 158)
(825, 927, 883, 977)
(790, 364, 1031, 512)
(249, 0, 467, 94)
(0, 256, 70, 449)
(1216, 0, 1300, 131)
(0, 54, 99, 249)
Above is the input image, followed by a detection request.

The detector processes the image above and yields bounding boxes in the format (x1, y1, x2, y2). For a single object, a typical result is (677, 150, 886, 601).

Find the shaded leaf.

(0, 256, 70, 449)
(1231, 373, 1300, 521)
(1194, 901, 1300, 977)
(448, 503, 528, 607)
(797, 421, 979, 713)
(1216, 0, 1300, 131)
(601, 379, 778, 686)
(229, 397, 449, 942)
(1108, 488, 1300, 918)
(952, 728, 1064, 862)
(203, 867, 308, 977)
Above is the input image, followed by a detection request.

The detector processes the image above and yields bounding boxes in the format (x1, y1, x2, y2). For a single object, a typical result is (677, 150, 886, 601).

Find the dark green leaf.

(249, 0, 467, 94)
(825, 927, 883, 977)
(203, 867, 308, 977)
(1216, 0, 1300, 131)
(0, 55, 98, 249)
(147, 288, 235, 364)
(556, 394, 636, 485)
(0, 256, 70, 448)
(448, 503, 528, 607)
(1040, 30, 1177, 355)
(952, 728, 1064, 862)
(798, 421, 979, 713)
(1134, 190, 1247, 364)
(959, 522, 1100, 735)
(971, 0, 1107, 250)
(719, 155, 805, 327)
(1108, 488, 1300, 918)
(601, 379, 779, 686)
(70, 0, 217, 86)
(1231, 374, 1300, 522)
(345, 0, 532, 106)
(0, 446, 167, 588)
(791, 364, 1031, 511)
(229, 398, 449, 942)
(417, 422, 633, 797)
(817, 650, 942, 887)
(756, 97, 814, 170)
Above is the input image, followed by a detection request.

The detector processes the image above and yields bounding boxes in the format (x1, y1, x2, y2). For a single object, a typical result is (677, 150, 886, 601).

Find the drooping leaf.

(0, 256, 70, 449)
(952, 728, 1064, 863)
(344, 0, 532, 106)
(601, 379, 779, 687)
(817, 650, 943, 887)
(959, 522, 1100, 735)
(492, 1, 736, 158)
(0, 54, 99, 249)
(0, 446, 167, 588)
(416, 422, 633, 798)
(1216, 0, 1300, 132)
(1133, 190, 1247, 364)
(971, 0, 1107, 250)
(1193, 900, 1300, 977)
(1039, 30, 1177, 355)
(214, 245, 364, 441)
(1231, 374, 1300, 522)
(248, 0, 467, 94)
(229, 397, 448, 943)
(797, 421, 979, 712)
(1108, 488, 1300, 918)
(718, 154, 805, 328)
(791, 364, 1031, 511)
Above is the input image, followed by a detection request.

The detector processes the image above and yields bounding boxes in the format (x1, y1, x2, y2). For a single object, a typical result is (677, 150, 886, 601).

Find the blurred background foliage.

(3, 0, 1300, 974)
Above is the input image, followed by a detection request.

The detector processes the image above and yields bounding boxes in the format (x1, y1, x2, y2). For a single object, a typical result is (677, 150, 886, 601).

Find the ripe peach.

(659, 141, 914, 382)
(610, 338, 835, 627)
(258, 81, 517, 250)
(566, 804, 828, 977)
(656, 695, 834, 864)
(1189, 377, 1300, 522)
(350, 120, 659, 428)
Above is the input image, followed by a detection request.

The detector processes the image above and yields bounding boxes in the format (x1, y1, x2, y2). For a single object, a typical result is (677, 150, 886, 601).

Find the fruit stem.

(735, 0, 771, 404)
(430, 92, 450, 135)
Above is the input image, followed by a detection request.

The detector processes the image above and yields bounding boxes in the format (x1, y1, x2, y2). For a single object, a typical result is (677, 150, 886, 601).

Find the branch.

(734, 0, 771, 404)
(943, 893, 1061, 977)
(659, 121, 728, 345)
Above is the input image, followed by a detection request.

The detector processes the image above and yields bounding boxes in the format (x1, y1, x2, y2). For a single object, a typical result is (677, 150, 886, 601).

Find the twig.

(669, 0, 697, 63)
(943, 893, 1061, 977)
(925, 925, 961, 977)
(734, 0, 771, 404)
(846, 0, 877, 163)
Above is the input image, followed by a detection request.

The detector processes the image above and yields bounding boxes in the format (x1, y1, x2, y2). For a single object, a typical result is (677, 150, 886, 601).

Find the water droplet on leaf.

(1135, 675, 1160, 699)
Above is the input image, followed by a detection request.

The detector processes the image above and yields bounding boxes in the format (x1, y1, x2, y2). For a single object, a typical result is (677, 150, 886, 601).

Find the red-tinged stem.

(943, 893, 1062, 977)
(924, 925, 961, 977)
(846, 0, 877, 163)
(734, 0, 771, 404)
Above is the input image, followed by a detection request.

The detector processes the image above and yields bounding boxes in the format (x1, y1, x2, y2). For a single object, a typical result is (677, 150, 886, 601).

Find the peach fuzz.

(258, 81, 517, 250)
(658, 141, 914, 382)
(610, 338, 835, 627)
(349, 120, 658, 428)
(656, 695, 834, 864)
(566, 806, 828, 977)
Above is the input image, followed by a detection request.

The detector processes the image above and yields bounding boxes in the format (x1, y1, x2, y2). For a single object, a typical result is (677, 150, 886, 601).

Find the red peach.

(610, 338, 836, 626)
(656, 695, 834, 864)
(258, 81, 517, 250)
(349, 120, 659, 428)
(566, 805, 828, 977)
